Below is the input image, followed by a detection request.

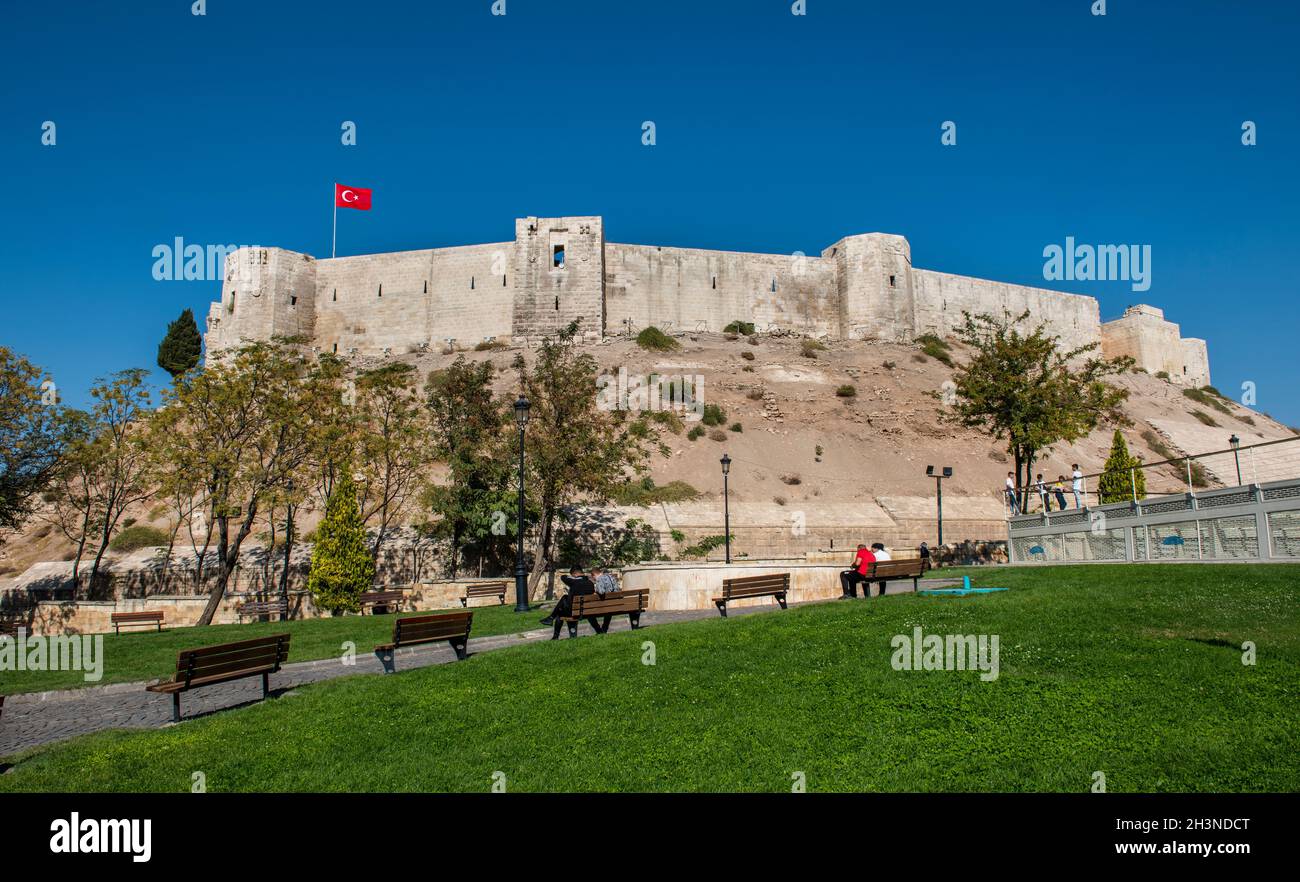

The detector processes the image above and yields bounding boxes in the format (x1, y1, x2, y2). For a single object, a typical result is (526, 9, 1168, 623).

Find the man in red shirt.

(839, 544, 876, 598)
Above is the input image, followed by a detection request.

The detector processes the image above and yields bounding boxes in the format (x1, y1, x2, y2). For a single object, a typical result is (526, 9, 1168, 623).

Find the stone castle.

(204, 215, 1210, 385)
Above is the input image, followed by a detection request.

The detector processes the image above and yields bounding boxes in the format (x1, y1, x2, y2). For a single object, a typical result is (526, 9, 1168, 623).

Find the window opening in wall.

(332, 289, 337, 301)
(712, 276, 716, 289)
(555, 295, 560, 311)
(471, 276, 475, 290)
(423, 280, 428, 294)
(889, 275, 896, 288)
(502, 275, 507, 286)
(553, 246, 565, 268)
(378, 284, 383, 298)
(771, 277, 777, 292)
(333, 343, 338, 353)
(290, 295, 297, 307)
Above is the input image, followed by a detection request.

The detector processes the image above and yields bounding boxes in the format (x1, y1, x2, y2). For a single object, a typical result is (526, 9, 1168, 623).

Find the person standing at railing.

(1053, 475, 1068, 511)
(1005, 472, 1021, 516)
(1072, 464, 1084, 508)
(1034, 473, 1049, 512)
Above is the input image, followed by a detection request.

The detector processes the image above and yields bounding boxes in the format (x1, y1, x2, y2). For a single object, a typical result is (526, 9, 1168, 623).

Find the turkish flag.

(334, 183, 372, 210)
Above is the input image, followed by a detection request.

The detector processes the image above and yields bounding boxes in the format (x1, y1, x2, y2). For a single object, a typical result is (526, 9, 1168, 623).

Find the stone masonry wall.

(202, 218, 1209, 384)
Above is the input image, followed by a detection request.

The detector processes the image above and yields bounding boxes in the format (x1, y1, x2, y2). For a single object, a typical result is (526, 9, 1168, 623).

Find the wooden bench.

(713, 573, 789, 617)
(552, 589, 650, 639)
(358, 590, 405, 615)
(374, 611, 472, 673)
(145, 633, 291, 722)
(461, 581, 508, 607)
(867, 559, 926, 596)
(236, 598, 289, 622)
(110, 610, 164, 634)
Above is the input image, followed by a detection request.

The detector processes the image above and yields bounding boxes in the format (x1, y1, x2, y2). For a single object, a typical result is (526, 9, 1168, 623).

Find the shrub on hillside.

(915, 334, 954, 367)
(740, 350, 755, 361)
(800, 339, 825, 359)
(835, 385, 856, 397)
(701, 403, 726, 426)
(708, 429, 728, 442)
(729, 422, 743, 433)
(687, 425, 705, 441)
(636, 326, 679, 352)
(724, 321, 756, 336)
(1182, 386, 1232, 415)
(1191, 409, 1219, 427)
(610, 477, 700, 506)
(474, 339, 507, 352)
(781, 474, 801, 486)
(108, 525, 169, 553)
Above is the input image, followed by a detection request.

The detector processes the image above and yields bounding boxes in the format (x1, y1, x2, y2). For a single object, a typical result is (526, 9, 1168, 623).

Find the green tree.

(354, 363, 429, 564)
(0, 347, 66, 540)
(1097, 429, 1146, 504)
(308, 467, 374, 613)
(151, 338, 315, 625)
(513, 321, 667, 598)
(424, 357, 514, 578)
(156, 309, 203, 379)
(949, 311, 1131, 509)
(73, 370, 156, 595)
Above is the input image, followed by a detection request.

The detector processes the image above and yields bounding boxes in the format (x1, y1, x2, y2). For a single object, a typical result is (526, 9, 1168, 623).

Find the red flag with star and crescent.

(334, 183, 372, 210)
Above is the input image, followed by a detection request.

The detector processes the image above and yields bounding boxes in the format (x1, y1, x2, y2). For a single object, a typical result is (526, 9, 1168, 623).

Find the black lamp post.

(1229, 434, 1242, 486)
(926, 465, 953, 547)
(720, 454, 732, 564)
(512, 395, 531, 612)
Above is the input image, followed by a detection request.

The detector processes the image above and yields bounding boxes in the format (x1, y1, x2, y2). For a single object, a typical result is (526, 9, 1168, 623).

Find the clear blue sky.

(2, 0, 1297, 423)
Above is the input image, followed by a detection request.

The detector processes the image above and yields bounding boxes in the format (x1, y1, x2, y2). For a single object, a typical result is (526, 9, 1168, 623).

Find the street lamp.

(926, 465, 953, 548)
(720, 454, 732, 564)
(512, 395, 531, 612)
(1229, 434, 1242, 486)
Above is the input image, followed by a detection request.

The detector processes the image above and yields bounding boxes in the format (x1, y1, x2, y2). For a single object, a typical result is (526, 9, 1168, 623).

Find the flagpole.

(331, 184, 338, 258)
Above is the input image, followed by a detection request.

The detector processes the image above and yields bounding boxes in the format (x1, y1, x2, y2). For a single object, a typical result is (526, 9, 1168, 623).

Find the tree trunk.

(278, 504, 294, 602)
(197, 501, 258, 627)
(527, 506, 554, 600)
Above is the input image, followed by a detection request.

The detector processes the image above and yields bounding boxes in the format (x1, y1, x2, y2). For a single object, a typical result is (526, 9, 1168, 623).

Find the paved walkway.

(1, 582, 954, 756)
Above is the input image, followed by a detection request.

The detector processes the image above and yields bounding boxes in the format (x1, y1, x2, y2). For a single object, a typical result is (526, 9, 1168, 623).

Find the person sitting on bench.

(540, 566, 597, 626)
(592, 565, 618, 595)
(839, 544, 876, 599)
(870, 542, 891, 597)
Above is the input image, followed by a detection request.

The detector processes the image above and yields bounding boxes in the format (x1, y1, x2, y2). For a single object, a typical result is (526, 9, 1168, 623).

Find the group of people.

(839, 542, 897, 599)
(539, 564, 618, 626)
(1004, 465, 1084, 515)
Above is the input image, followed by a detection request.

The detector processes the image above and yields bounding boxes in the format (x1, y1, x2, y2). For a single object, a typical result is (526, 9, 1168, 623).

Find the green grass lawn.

(0, 601, 549, 696)
(3, 564, 1297, 792)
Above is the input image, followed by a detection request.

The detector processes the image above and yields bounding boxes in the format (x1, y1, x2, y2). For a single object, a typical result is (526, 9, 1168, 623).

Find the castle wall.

(911, 268, 1101, 350)
(313, 243, 512, 357)
(1181, 338, 1210, 387)
(604, 243, 839, 337)
(825, 233, 916, 342)
(1100, 305, 1210, 385)
(511, 216, 605, 341)
(204, 247, 317, 354)
(201, 219, 1207, 386)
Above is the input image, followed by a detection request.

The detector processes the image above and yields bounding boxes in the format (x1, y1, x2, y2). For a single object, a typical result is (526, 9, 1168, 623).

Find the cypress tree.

(1098, 429, 1146, 504)
(308, 467, 374, 613)
(157, 308, 203, 378)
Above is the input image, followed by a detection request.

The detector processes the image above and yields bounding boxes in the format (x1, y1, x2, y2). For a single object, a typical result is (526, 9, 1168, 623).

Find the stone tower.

(510, 216, 605, 342)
